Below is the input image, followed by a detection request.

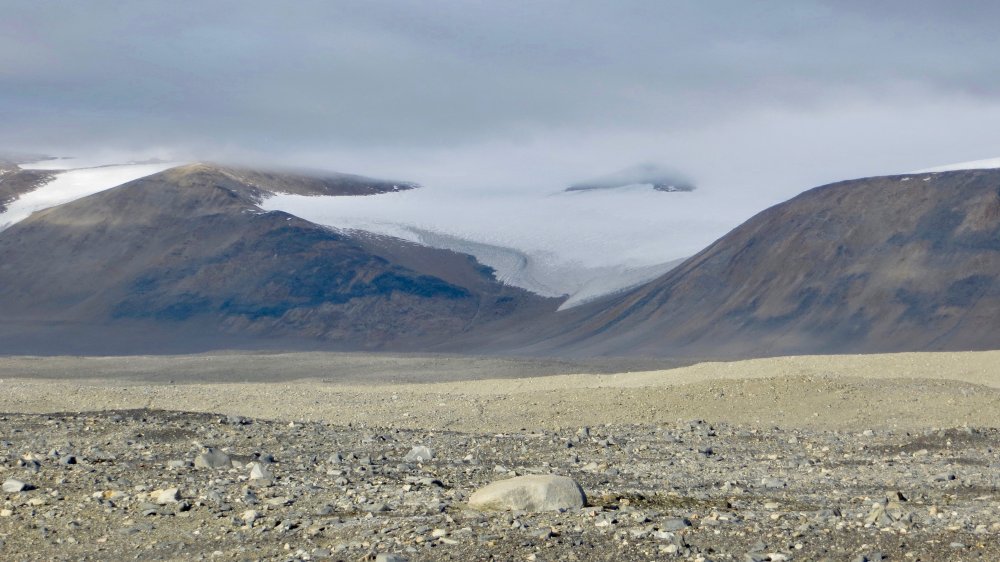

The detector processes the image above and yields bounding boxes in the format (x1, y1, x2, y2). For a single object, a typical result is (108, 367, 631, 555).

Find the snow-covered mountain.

(9, 155, 998, 311)
(566, 163, 695, 193)
(0, 163, 557, 354)
(3, 158, 717, 308)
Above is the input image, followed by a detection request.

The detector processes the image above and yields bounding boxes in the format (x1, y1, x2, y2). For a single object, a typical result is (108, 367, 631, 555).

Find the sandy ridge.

(1, 351, 999, 432)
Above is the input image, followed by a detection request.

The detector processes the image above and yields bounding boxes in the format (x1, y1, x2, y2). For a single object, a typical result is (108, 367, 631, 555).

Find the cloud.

(3, 1, 1000, 194)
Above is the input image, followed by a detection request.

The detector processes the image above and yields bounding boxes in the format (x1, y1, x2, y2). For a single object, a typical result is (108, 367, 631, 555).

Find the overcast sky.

(4, 1, 1000, 198)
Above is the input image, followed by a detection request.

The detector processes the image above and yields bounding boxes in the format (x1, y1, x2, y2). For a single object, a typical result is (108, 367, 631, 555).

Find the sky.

(4, 1, 1000, 201)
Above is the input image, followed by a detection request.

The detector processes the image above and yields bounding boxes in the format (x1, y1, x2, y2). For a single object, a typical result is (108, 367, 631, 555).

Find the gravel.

(0, 350, 998, 560)
(0, 409, 998, 560)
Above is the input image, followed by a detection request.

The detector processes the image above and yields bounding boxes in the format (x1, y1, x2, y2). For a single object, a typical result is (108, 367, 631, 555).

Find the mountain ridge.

(0, 164, 556, 354)
(519, 168, 1000, 357)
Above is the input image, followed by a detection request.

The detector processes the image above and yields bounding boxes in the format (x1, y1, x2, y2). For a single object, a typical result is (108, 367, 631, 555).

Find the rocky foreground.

(2, 408, 999, 561)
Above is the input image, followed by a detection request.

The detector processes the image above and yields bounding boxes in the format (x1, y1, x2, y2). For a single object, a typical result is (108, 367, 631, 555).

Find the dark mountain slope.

(524, 169, 1000, 357)
(0, 164, 556, 353)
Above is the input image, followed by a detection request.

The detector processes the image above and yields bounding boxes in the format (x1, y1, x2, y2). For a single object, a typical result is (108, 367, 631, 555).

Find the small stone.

(242, 509, 260, 525)
(404, 446, 434, 463)
(375, 554, 408, 562)
(2, 479, 28, 493)
(0, 509, 12, 517)
(96, 490, 126, 501)
(469, 474, 586, 512)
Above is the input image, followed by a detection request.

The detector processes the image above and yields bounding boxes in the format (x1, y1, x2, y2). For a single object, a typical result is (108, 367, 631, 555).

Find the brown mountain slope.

(519, 169, 1000, 357)
(0, 164, 556, 354)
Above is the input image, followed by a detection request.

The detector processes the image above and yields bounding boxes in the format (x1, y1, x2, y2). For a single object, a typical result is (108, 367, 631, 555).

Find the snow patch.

(0, 162, 181, 230)
(913, 157, 1000, 173)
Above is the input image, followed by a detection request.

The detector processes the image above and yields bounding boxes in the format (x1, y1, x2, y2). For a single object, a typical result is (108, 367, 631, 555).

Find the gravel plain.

(1, 350, 999, 561)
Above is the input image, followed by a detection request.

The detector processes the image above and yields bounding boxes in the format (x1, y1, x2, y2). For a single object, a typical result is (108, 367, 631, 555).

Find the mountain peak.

(159, 162, 419, 200)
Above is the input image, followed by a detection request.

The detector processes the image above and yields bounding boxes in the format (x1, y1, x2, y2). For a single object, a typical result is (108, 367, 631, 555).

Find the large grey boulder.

(469, 475, 586, 512)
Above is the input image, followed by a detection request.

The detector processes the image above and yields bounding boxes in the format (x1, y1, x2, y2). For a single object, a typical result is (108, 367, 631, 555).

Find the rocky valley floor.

(1, 351, 1000, 561)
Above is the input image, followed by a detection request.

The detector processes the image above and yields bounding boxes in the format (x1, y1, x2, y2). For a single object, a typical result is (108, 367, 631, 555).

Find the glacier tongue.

(259, 186, 715, 307)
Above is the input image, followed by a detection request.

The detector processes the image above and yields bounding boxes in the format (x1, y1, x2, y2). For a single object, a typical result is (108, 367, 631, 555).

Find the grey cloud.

(2, 1, 1000, 188)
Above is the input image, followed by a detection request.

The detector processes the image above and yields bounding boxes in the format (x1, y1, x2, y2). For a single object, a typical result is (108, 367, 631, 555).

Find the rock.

(2, 479, 28, 493)
(152, 488, 180, 504)
(95, 490, 126, 501)
(249, 462, 273, 481)
(403, 446, 434, 462)
(468, 475, 586, 512)
(241, 509, 260, 525)
(194, 448, 232, 470)
(660, 517, 692, 531)
(762, 478, 787, 489)
(167, 460, 190, 469)
(375, 554, 409, 562)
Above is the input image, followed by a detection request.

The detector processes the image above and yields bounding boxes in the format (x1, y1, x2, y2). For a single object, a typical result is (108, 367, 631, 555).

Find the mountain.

(523, 168, 1000, 357)
(566, 163, 695, 193)
(0, 163, 556, 354)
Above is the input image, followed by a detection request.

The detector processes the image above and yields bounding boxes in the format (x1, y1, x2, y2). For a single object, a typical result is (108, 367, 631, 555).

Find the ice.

(261, 185, 742, 306)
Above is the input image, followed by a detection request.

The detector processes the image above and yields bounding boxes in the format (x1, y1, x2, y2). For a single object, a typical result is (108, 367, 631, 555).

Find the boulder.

(469, 475, 586, 512)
